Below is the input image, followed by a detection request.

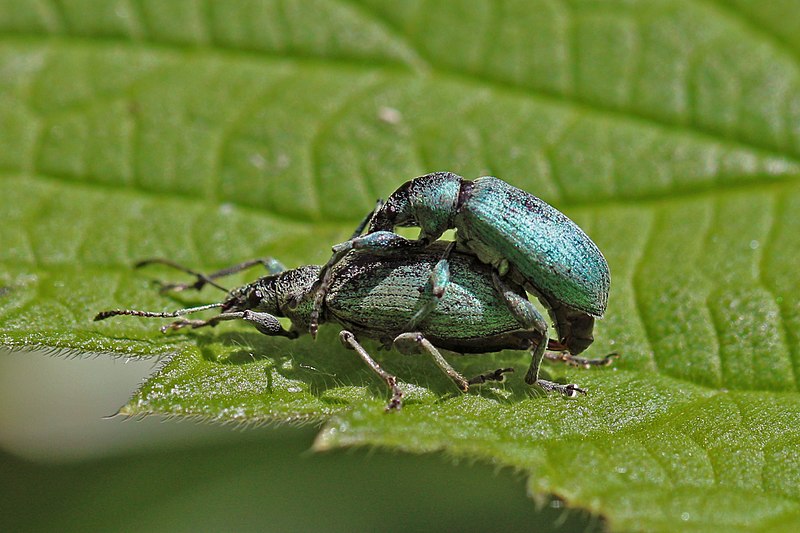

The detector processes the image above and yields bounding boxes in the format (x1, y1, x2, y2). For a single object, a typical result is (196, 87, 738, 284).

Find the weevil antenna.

(94, 302, 224, 321)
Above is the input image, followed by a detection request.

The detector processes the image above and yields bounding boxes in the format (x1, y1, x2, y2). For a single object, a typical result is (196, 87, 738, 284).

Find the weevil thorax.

(369, 172, 462, 241)
(273, 265, 322, 329)
(221, 266, 321, 322)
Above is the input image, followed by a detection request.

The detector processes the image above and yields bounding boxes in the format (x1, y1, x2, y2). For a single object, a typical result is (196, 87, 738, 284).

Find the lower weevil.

(96, 246, 614, 410)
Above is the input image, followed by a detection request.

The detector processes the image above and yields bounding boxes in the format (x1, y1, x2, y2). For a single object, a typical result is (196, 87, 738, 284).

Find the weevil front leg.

(95, 305, 296, 338)
(164, 310, 297, 338)
(310, 231, 427, 336)
(339, 330, 404, 411)
(347, 199, 383, 239)
(492, 274, 587, 397)
(136, 257, 286, 293)
(393, 332, 513, 392)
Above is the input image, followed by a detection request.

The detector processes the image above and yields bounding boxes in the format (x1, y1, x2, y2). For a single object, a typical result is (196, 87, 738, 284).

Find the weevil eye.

(286, 294, 301, 310)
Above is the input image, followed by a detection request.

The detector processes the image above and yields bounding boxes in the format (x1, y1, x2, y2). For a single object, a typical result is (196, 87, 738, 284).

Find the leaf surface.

(2, 1, 800, 530)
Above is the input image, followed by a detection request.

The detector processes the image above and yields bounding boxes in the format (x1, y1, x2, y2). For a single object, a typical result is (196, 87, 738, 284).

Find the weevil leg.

(536, 381, 587, 398)
(523, 334, 589, 396)
(339, 330, 403, 411)
(524, 333, 548, 385)
(134, 258, 229, 292)
(493, 275, 547, 385)
(348, 199, 384, 239)
(524, 337, 587, 397)
(164, 310, 297, 338)
(491, 274, 587, 396)
(467, 367, 515, 386)
(544, 351, 619, 369)
(310, 231, 425, 337)
(136, 257, 286, 293)
(405, 242, 456, 330)
(493, 273, 549, 334)
(393, 332, 470, 392)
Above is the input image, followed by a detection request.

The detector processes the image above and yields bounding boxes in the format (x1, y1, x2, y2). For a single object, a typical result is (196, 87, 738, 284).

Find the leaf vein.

(4, 33, 800, 164)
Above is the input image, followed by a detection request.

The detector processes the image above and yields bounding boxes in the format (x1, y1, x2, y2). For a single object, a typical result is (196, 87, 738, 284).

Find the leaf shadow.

(180, 324, 550, 408)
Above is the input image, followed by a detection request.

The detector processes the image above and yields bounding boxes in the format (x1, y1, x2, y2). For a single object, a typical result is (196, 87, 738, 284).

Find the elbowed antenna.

(94, 302, 224, 321)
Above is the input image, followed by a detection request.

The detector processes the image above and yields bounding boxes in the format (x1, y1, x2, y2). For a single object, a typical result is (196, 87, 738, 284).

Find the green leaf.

(2, 1, 800, 530)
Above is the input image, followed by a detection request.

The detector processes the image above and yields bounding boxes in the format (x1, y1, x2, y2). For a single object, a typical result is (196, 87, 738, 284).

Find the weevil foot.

(339, 330, 405, 412)
(160, 317, 213, 332)
(544, 351, 619, 369)
(536, 379, 587, 398)
(385, 379, 404, 412)
(468, 367, 515, 386)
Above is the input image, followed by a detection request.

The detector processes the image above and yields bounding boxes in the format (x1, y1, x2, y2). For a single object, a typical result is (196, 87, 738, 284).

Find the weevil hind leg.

(339, 330, 404, 411)
(491, 273, 555, 388)
(393, 332, 513, 392)
(544, 350, 619, 369)
(536, 380, 587, 398)
(493, 273, 548, 335)
(136, 257, 286, 293)
(524, 334, 588, 397)
(467, 367, 515, 386)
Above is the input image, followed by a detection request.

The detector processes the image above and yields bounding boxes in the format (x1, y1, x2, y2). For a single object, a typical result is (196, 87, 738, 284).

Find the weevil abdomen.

(325, 249, 535, 353)
(455, 176, 609, 317)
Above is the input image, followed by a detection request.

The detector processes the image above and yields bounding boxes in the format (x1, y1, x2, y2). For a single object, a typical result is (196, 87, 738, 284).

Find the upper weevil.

(95, 246, 610, 411)
(311, 172, 610, 383)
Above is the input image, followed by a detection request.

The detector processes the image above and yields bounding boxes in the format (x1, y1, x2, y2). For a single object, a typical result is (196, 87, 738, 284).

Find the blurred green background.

(0, 348, 595, 531)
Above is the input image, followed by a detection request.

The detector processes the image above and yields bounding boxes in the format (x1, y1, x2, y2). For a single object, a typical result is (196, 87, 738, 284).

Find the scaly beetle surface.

(311, 172, 610, 385)
(95, 246, 606, 411)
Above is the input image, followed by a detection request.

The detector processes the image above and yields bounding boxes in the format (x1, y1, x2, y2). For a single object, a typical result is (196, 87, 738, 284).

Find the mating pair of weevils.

(96, 172, 613, 410)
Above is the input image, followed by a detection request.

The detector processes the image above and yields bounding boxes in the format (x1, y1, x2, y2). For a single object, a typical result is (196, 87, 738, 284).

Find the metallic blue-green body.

(323, 248, 535, 353)
(367, 172, 610, 354)
(456, 177, 609, 317)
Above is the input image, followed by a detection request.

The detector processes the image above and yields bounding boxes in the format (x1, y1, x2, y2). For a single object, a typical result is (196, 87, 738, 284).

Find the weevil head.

(369, 172, 463, 242)
(221, 265, 321, 323)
